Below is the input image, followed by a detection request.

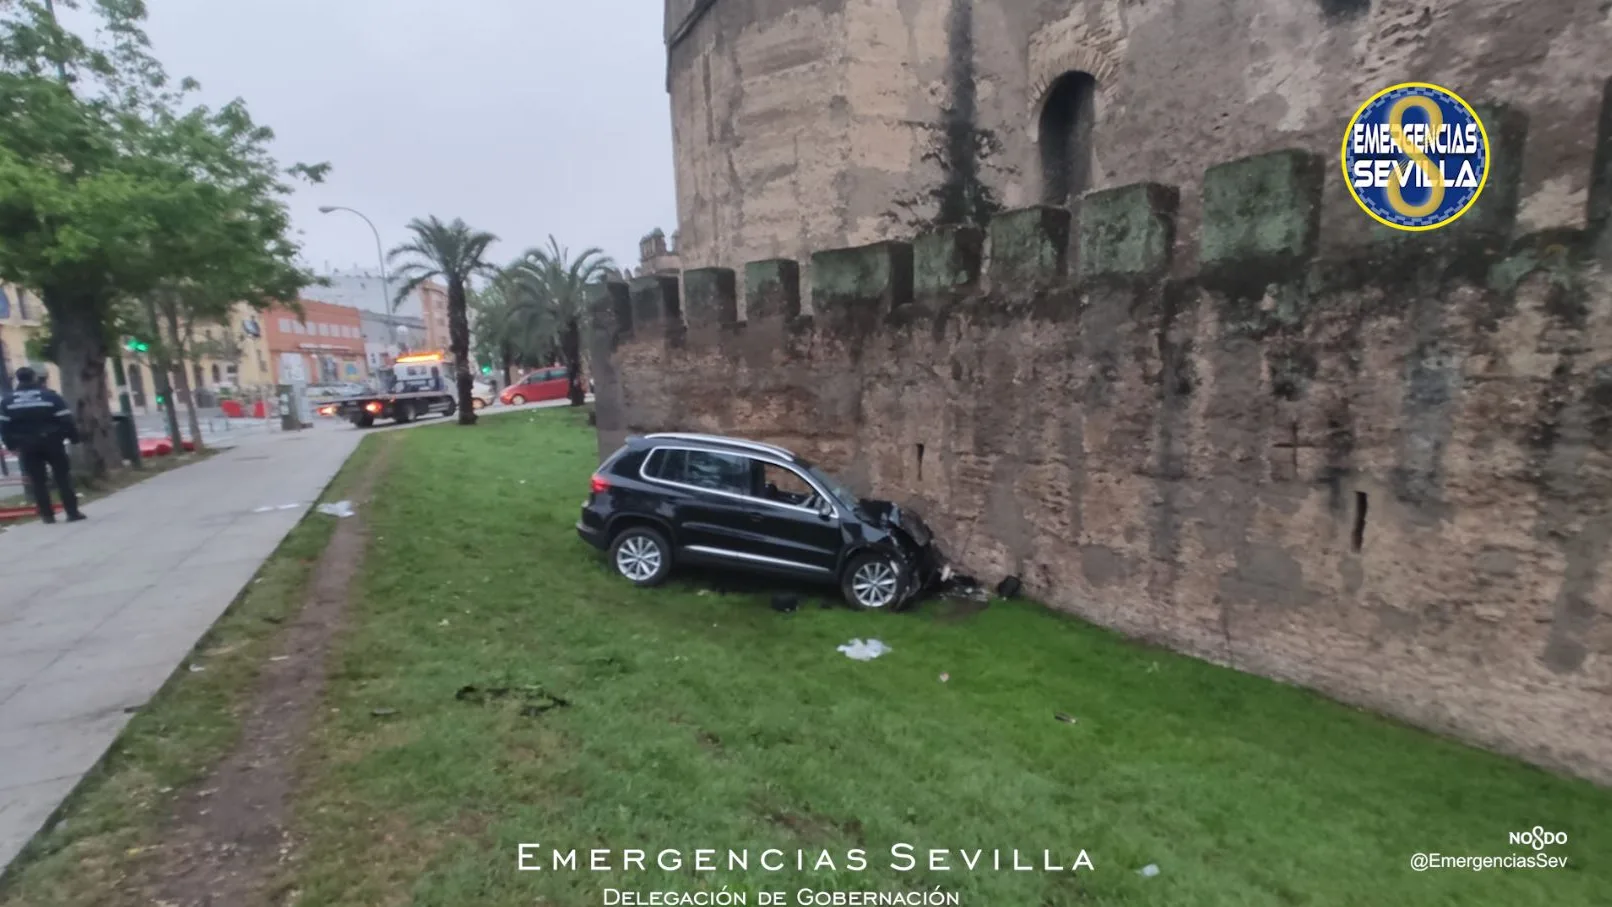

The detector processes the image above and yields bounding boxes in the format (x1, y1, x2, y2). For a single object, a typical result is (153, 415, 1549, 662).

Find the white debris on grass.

(317, 500, 355, 518)
(1138, 864, 1160, 878)
(837, 638, 891, 661)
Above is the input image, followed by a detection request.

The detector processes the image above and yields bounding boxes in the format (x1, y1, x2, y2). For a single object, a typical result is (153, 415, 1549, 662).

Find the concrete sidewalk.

(0, 427, 363, 873)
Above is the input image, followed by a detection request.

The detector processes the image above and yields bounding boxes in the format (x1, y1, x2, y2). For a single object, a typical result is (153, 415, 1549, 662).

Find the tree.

(388, 216, 498, 425)
(509, 237, 614, 407)
(0, 0, 322, 476)
(471, 263, 557, 385)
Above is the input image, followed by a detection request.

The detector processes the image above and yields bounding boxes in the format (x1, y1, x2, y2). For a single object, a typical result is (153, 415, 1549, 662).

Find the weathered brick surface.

(597, 132, 1612, 785)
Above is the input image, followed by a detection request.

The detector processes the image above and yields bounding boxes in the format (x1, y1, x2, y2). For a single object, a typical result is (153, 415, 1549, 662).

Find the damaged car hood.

(858, 500, 934, 547)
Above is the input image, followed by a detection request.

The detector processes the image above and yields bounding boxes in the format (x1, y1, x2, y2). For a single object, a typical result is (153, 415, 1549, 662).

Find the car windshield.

(803, 463, 859, 512)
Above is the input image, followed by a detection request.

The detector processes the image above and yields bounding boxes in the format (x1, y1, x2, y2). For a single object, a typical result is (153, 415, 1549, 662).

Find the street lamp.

(318, 205, 390, 313)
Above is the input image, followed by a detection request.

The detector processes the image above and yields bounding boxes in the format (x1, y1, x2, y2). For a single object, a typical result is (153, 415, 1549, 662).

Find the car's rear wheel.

(472, 397, 487, 410)
(842, 552, 905, 611)
(609, 527, 672, 586)
(510, 393, 527, 406)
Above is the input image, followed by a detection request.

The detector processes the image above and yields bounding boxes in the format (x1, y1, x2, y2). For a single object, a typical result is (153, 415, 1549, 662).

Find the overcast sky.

(139, 0, 677, 277)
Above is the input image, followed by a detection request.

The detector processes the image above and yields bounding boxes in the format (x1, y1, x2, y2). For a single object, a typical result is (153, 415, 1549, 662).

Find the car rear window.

(646, 448, 751, 494)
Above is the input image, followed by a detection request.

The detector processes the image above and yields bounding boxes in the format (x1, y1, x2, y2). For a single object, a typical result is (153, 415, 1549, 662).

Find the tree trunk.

(500, 341, 512, 386)
(165, 304, 205, 450)
(46, 288, 120, 479)
(562, 316, 585, 406)
(145, 296, 184, 451)
(447, 279, 477, 426)
(171, 360, 203, 451)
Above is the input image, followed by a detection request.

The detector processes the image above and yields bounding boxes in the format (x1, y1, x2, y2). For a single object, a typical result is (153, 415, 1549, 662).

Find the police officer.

(0, 367, 85, 523)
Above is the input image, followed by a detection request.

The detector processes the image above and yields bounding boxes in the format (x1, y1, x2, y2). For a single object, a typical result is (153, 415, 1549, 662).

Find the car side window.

(757, 462, 816, 507)
(649, 448, 750, 495)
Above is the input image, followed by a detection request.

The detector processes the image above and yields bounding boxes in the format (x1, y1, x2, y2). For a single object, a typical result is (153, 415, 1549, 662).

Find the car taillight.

(364, 402, 382, 414)
(590, 475, 609, 494)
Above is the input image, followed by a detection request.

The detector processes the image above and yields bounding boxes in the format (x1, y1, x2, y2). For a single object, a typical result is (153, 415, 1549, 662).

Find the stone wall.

(594, 79, 1612, 785)
(666, 0, 1610, 306)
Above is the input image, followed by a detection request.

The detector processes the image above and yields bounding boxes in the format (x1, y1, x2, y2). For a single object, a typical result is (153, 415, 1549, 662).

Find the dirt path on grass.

(141, 440, 392, 907)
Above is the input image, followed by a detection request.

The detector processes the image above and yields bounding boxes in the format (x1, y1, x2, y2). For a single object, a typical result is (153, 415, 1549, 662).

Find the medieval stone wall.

(667, 0, 1609, 306)
(594, 78, 1612, 784)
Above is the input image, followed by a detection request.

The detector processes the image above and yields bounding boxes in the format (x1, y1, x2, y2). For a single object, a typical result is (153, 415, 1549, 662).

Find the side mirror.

(816, 499, 834, 520)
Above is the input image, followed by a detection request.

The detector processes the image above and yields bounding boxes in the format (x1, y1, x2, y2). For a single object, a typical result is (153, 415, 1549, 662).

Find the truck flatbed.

(329, 389, 457, 428)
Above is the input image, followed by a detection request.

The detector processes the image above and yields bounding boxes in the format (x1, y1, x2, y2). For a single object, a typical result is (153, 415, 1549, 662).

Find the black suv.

(577, 433, 943, 610)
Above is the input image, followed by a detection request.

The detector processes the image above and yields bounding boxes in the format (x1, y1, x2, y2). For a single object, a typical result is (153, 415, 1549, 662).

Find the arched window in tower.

(1038, 71, 1098, 208)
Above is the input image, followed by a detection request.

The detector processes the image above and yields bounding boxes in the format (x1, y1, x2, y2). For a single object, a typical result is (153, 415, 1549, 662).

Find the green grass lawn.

(277, 409, 1604, 906)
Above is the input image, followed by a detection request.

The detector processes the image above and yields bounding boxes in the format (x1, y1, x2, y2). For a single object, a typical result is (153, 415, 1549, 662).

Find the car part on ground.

(577, 432, 944, 610)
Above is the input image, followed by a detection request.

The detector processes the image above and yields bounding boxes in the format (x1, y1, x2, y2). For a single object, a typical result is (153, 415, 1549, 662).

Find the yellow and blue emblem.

(1342, 82, 1489, 231)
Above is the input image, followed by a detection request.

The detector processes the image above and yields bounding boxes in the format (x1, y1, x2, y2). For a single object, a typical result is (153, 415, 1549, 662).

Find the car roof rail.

(644, 432, 796, 459)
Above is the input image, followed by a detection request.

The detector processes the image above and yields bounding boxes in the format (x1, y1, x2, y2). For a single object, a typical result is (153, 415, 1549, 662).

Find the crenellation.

(1588, 77, 1612, 261)
(743, 258, 802, 322)
(913, 225, 984, 299)
(1458, 103, 1530, 240)
(809, 241, 914, 327)
(1200, 149, 1325, 275)
(628, 274, 681, 338)
(987, 206, 1070, 286)
(682, 267, 738, 331)
(1078, 182, 1179, 280)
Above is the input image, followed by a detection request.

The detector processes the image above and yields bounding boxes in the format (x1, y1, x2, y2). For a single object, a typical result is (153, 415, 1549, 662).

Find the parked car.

(471, 379, 493, 410)
(499, 367, 571, 406)
(577, 433, 943, 610)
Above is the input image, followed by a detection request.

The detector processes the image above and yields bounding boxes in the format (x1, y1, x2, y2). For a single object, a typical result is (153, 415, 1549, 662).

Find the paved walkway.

(0, 425, 363, 873)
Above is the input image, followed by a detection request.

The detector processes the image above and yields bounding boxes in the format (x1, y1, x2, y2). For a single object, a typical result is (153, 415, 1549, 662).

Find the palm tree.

(472, 263, 555, 385)
(387, 216, 498, 425)
(508, 236, 614, 406)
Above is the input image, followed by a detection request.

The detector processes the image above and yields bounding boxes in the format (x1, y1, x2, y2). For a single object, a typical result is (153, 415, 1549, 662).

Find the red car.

(499, 367, 571, 405)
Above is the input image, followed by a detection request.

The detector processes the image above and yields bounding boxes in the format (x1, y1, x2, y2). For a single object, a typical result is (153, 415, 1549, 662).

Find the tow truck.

(323, 352, 460, 428)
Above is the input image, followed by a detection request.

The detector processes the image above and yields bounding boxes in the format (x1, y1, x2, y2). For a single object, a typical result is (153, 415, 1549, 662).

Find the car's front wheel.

(610, 527, 672, 587)
(472, 397, 487, 410)
(842, 551, 905, 611)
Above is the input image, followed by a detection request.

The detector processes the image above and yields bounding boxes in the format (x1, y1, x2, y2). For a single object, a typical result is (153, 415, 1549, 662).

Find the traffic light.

(125, 338, 149, 353)
(155, 392, 166, 406)
(480, 364, 491, 375)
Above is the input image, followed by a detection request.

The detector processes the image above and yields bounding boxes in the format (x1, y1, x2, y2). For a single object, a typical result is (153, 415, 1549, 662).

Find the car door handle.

(747, 512, 763, 522)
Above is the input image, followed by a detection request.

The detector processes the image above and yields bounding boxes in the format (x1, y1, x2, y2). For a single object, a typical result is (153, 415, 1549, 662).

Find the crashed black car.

(577, 433, 942, 609)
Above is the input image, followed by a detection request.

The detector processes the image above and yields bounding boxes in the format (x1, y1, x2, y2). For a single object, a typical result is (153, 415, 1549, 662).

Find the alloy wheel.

(615, 535, 663, 581)
(851, 559, 899, 609)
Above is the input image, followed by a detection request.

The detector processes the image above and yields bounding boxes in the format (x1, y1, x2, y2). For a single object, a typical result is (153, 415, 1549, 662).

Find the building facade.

(664, 0, 1607, 306)
(262, 299, 368, 385)
(419, 281, 450, 352)
(0, 284, 60, 394)
(361, 310, 429, 373)
(304, 269, 451, 352)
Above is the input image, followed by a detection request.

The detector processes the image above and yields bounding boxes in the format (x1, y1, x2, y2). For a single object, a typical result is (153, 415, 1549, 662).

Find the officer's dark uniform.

(0, 367, 84, 523)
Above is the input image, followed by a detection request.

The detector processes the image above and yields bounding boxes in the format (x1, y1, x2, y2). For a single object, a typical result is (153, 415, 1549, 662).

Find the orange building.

(420, 282, 450, 352)
(263, 299, 368, 385)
